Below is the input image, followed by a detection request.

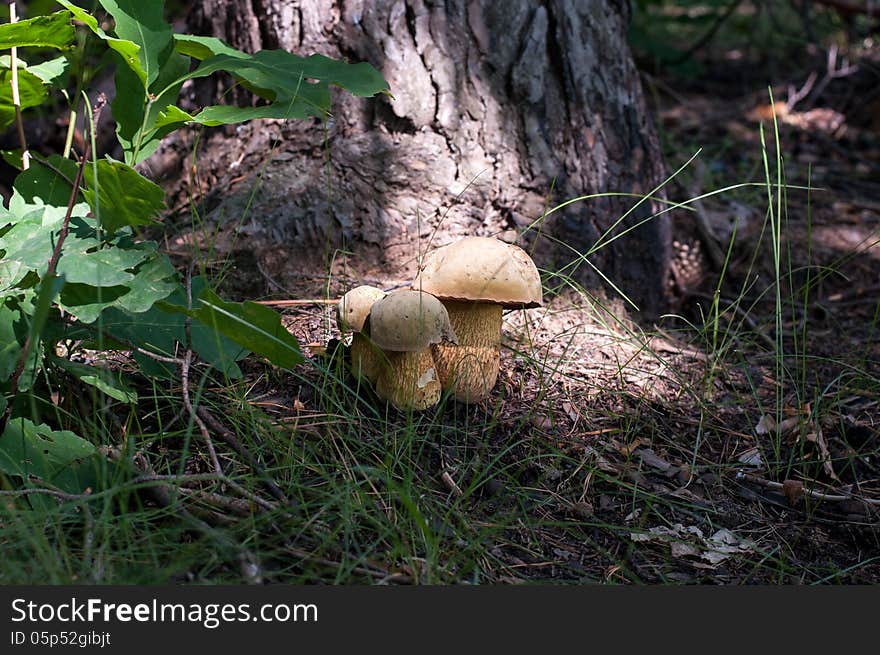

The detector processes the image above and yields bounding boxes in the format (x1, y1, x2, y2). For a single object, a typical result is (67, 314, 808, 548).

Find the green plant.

(0, 1, 389, 497)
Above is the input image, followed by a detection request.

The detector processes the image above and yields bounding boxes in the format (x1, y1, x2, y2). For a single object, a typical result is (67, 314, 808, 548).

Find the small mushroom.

(369, 289, 457, 411)
(412, 236, 542, 402)
(336, 285, 387, 383)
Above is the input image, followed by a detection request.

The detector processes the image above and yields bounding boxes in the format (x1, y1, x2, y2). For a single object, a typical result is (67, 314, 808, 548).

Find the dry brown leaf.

(783, 479, 804, 506)
(619, 439, 642, 457)
(805, 429, 840, 481)
(635, 448, 674, 473)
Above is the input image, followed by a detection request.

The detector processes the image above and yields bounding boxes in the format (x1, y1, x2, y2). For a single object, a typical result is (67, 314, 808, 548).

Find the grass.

(2, 86, 879, 586)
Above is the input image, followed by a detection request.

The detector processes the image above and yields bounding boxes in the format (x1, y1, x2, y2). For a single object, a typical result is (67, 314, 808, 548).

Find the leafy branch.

(0, 0, 389, 499)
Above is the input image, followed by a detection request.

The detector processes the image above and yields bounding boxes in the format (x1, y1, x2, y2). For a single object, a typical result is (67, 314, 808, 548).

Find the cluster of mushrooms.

(335, 236, 542, 411)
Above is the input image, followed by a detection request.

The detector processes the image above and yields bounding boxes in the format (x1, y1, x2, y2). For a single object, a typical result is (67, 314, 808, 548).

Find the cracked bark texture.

(188, 0, 673, 316)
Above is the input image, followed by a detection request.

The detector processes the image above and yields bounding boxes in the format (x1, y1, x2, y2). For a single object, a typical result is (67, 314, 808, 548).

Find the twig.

(196, 406, 289, 504)
(8, 1, 29, 170)
(736, 471, 880, 507)
(800, 43, 859, 111)
(669, 0, 744, 66)
(177, 487, 257, 516)
(0, 486, 91, 501)
(46, 95, 105, 279)
(180, 272, 277, 513)
(786, 71, 818, 110)
(254, 298, 338, 306)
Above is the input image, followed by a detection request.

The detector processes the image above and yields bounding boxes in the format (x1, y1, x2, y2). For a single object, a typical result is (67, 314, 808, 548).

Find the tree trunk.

(187, 0, 677, 317)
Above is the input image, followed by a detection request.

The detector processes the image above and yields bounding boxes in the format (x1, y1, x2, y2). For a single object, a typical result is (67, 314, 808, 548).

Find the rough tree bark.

(187, 0, 678, 317)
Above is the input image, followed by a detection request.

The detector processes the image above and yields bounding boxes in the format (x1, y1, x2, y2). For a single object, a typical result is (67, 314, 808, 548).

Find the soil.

(141, 36, 880, 584)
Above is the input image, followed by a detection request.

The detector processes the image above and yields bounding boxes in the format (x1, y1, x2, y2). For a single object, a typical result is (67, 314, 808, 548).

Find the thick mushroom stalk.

(375, 349, 441, 411)
(336, 285, 386, 383)
(413, 237, 542, 402)
(369, 290, 457, 411)
(430, 301, 502, 402)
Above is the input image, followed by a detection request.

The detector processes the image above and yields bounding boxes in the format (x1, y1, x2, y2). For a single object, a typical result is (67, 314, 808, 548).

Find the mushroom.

(336, 285, 387, 383)
(368, 289, 457, 411)
(412, 236, 542, 402)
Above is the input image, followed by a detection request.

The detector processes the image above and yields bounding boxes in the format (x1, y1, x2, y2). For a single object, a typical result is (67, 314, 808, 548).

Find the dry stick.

(668, 0, 744, 66)
(736, 471, 880, 507)
(196, 406, 289, 504)
(254, 299, 338, 307)
(0, 95, 106, 436)
(8, 1, 29, 170)
(180, 273, 277, 513)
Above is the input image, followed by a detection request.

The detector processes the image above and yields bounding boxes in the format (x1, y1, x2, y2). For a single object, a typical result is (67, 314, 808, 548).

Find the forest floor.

(6, 32, 878, 586)
(148, 43, 880, 584)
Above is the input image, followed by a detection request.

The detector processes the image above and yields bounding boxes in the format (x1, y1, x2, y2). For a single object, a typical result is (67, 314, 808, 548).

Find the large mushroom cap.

(336, 285, 387, 333)
(412, 236, 542, 308)
(369, 290, 457, 352)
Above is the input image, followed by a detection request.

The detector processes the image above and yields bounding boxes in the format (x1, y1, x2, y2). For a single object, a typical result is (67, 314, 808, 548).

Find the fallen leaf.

(619, 439, 642, 457)
(782, 479, 804, 506)
(737, 447, 764, 468)
(671, 541, 700, 558)
(804, 429, 840, 481)
(635, 447, 674, 473)
(702, 529, 756, 565)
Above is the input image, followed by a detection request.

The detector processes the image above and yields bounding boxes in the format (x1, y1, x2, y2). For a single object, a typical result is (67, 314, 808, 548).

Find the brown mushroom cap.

(369, 289, 457, 352)
(412, 236, 542, 308)
(336, 285, 387, 333)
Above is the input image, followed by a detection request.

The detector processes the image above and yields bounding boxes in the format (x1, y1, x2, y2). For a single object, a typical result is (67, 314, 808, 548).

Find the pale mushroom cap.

(412, 236, 542, 308)
(369, 290, 457, 352)
(336, 285, 387, 333)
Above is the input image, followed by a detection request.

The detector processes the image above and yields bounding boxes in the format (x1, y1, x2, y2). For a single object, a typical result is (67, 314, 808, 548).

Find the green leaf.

(56, 247, 150, 286)
(25, 273, 64, 358)
(11, 154, 78, 207)
(0, 418, 97, 494)
(157, 101, 317, 129)
(98, 0, 190, 164)
(189, 50, 389, 100)
(98, 0, 176, 88)
(0, 293, 44, 392)
(184, 287, 302, 370)
(58, 252, 178, 323)
(81, 158, 165, 232)
(56, 0, 145, 86)
(23, 55, 68, 84)
(0, 259, 28, 294)
(58, 283, 130, 324)
(157, 50, 389, 132)
(112, 254, 178, 313)
(0, 299, 22, 381)
(51, 357, 137, 403)
(0, 67, 47, 129)
(0, 211, 96, 288)
(0, 11, 75, 50)
(172, 33, 245, 61)
(98, 277, 246, 379)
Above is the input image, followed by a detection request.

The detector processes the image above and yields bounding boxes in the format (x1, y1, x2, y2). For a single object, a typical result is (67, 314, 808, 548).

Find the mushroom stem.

(431, 300, 502, 402)
(350, 333, 382, 384)
(376, 349, 441, 411)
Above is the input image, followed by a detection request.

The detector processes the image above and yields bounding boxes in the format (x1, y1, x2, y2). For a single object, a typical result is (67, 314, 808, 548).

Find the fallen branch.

(254, 299, 338, 306)
(735, 471, 880, 507)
